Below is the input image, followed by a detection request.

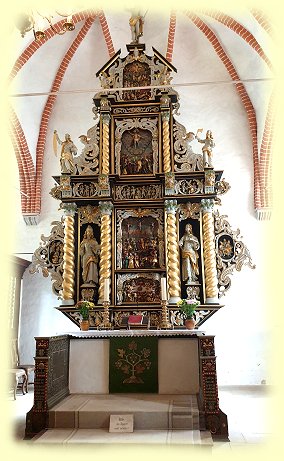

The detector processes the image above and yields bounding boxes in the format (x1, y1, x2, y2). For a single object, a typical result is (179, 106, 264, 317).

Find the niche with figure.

(78, 223, 101, 303)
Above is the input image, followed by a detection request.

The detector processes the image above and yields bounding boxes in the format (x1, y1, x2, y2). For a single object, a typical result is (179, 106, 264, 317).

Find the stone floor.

(7, 385, 275, 453)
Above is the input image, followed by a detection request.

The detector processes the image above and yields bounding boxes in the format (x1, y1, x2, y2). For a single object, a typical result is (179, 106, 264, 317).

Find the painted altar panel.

(113, 116, 160, 176)
(115, 207, 166, 305)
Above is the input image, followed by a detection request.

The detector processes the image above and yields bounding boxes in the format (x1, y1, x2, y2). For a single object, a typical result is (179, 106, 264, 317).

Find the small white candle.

(160, 277, 167, 301)
(103, 278, 110, 302)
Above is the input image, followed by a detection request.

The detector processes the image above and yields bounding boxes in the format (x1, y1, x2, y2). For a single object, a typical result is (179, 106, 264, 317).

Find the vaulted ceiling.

(8, 8, 274, 222)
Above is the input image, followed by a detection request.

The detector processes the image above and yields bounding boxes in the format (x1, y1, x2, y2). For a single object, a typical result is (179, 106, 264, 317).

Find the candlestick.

(103, 278, 110, 302)
(102, 300, 112, 329)
(160, 277, 167, 301)
(160, 300, 171, 329)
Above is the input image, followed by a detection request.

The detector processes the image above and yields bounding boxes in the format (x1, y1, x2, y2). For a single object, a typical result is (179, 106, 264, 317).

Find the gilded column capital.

(201, 199, 214, 213)
(101, 113, 111, 125)
(100, 97, 111, 110)
(161, 110, 170, 122)
(165, 199, 178, 214)
(60, 202, 77, 216)
(160, 93, 170, 108)
(99, 201, 113, 216)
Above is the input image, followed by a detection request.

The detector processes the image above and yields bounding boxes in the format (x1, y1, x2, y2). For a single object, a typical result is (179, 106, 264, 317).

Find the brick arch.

(98, 11, 116, 57)
(8, 105, 36, 213)
(250, 9, 273, 36)
(184, 11, 262, 211)
(197, 9, 274, 215)
(8, 124, 28, 212)
(259, 91, 275, 209)
(166, 11, 177, 63)
(199, 10, 272, 69)
(8, 10, 98, 83)
(9, 10, 116, 218)
(34, 17, 96, 214)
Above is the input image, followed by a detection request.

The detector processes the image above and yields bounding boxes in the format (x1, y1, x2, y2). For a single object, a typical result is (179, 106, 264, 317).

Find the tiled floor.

(8, 385, 273, 451)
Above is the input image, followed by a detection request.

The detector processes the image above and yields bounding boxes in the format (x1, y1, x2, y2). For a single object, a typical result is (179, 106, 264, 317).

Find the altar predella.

(27, 14, 256, 442)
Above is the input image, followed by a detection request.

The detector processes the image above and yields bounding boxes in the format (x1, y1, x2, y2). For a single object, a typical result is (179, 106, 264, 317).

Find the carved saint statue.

(80, 225, 100, 285)
(128, 9, 144, 43)
(179, 223, 200, 284)
(196, 129, 215, 168)
(53, 130, 77, 174)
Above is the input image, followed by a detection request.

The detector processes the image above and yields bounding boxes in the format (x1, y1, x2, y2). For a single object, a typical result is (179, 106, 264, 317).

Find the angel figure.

(196, 129, 215, 168)
(53, 130, 77, 174)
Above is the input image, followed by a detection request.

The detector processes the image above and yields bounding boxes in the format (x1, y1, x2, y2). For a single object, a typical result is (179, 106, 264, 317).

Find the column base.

(168, 296, 181, 305)
(205, 297, 219, 304)
(61, 299, 75, 306)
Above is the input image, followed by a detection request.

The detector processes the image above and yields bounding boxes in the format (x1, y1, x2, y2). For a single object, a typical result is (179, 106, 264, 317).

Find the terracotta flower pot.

(80, 319, 90, 331)
(184, 318, 196, 330)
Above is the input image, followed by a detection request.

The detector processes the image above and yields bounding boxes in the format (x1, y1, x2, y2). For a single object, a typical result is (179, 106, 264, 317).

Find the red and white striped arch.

(9, 9, 273, 221)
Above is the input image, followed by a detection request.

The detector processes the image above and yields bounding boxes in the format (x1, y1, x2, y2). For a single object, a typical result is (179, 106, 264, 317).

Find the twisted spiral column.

(162, 111, 171, 173)
(61, 203, 77, 304)
(101, 113, 110, 175)
(165, 200, 181, 303)
(201, 199, 219, 303)
(98, 201, 113, 303)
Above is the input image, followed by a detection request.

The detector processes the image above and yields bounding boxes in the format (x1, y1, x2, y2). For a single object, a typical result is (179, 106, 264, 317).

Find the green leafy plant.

(76, 300, 95, 320)
(177, 298, 200, 319)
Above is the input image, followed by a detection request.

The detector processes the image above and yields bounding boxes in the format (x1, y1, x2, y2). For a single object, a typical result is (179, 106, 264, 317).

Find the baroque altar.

(28, 26, 255, 441)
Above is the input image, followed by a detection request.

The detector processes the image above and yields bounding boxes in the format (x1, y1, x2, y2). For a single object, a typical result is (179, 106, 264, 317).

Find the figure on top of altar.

(196, 129, 215, 169)
(53, 130, 78, 174)
(128, 9, 146, 43)
(80, 225, 100, 285)
(179, 223, 200, 284)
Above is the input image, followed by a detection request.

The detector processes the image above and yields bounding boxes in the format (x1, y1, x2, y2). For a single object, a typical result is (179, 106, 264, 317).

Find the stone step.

(33, 428, 214, 446)
(48, 393, 201, 431)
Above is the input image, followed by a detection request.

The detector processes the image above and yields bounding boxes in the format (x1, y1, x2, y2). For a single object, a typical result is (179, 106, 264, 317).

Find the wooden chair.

(11, 339, 35, 393)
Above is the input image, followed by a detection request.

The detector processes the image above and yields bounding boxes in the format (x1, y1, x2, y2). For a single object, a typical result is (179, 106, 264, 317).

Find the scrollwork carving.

(178, 202, 201, 221)
(215, 179, 231, 195)
(78, 205, 101, 226)
(214, 210, 255, 297)
(175, 178, 204, 195)
(29, 220, 64, 297)
(173, 120, 203, 172)
(75, 124, 100, 175)
(113, 106, 158, 114)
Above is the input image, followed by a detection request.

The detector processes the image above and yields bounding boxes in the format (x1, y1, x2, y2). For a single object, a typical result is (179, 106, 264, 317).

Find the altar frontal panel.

(158, 338, 199, 394)
(109, 337, 158, 393)
(69, 339, 109, 393)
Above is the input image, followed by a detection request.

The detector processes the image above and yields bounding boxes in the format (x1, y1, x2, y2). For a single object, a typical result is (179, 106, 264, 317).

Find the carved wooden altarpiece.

(29, 38, 255, 441)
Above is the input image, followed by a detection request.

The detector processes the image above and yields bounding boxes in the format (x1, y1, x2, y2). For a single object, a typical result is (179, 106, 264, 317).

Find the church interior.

(3, 4, 279, 454)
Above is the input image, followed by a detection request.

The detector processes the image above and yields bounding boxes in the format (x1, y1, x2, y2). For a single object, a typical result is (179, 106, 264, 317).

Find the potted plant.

(177, 298, 200, 330)
(76, 300, 95, 331)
